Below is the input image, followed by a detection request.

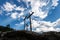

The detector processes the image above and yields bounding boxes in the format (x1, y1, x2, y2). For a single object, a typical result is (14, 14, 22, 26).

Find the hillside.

(0, 31, 60, 40)
(0, 25, 60, 40)
(0, 25, 14, 32)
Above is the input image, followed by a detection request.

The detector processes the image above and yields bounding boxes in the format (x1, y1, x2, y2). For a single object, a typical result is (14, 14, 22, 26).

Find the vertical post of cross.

(30, 16, 32, 32)
(24, 18, 25, 30)
(28, 12, 34, 32)
(24, 16, 27, 30)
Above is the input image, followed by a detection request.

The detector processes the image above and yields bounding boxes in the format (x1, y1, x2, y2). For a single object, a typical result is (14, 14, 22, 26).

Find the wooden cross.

(24, 12, 34, 32)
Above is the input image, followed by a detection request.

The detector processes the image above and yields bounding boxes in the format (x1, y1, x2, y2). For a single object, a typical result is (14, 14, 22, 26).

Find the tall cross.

(24, 12, 34, 32)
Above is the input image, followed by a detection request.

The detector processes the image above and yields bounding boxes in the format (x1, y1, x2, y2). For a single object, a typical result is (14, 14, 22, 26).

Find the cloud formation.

(32, 18, 60, 32)
(3, 2, 16, 12)
(24, 0, 59, 19)
(15, 6, 25, 11)
(22, 0, 59, 32)
(2, 0, 59, 19)
(10, 12, 18, 19)
(2, 2, 25, 19)
(0, 0, 60, 32)
(52, 0, 59, 6)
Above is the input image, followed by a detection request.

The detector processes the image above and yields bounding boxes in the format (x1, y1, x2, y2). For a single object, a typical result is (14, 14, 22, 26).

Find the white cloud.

(29, 0, 50, 19)
(3, 2, 16, 12)
(10, 12, 18, 19)
(15, 6, 25, 11)
(32, 18, 60, 32)
(52, 0, 59, 6)
(32, 20, 40, 28)
(10, 12, 24, 19)
(53, 19, 60, 26)
(24, 0, 59, 19)
(18, 12, 24, 18)
(2, 0, 59, 19)
(2, 2, 25, 19)
(20, 21, 24, 24)
(34, 27, 56, 32)
(2, 2, 26, 12)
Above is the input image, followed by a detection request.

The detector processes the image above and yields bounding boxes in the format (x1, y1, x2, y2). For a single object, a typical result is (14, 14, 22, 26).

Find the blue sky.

(44, 0, 60, 22)
(0, 0, 60, 32)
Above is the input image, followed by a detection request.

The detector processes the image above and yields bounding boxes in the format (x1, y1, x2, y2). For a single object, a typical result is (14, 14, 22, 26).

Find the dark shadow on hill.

(0, 31, 60, 40)
(0, 25, 60, 40)
(0, 25, 14, 32)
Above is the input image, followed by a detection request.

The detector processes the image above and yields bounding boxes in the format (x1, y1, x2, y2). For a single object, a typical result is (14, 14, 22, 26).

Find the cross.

(24, 12, 34, 32)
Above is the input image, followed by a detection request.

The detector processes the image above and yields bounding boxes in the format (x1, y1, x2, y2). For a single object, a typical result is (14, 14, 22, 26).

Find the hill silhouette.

(0, 25, 60, 40)
(0, 25, 14, 32)
(0, 31, 60, 40)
